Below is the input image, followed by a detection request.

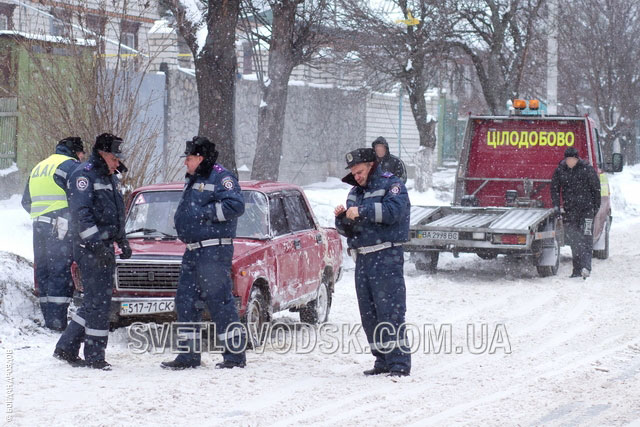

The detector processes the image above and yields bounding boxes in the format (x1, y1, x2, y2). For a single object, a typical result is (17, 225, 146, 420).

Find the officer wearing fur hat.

(54, 133, 130, 370)
(161, 136, 247, 370)
(334, 148, 412, 377)
(22, 137, 85, 331)
(551, 147, 601, 279)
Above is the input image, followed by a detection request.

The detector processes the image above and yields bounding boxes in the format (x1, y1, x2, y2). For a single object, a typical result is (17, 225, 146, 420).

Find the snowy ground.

(2, 165, 640, 426)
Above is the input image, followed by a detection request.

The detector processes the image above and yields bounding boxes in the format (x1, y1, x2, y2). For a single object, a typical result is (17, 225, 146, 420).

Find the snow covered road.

(2, 168, 640, 426)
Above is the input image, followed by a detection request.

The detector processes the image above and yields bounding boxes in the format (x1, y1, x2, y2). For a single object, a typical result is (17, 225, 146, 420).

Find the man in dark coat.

(551, 147, 601, 278)
(22, 137, 85, 331)
(161, 136, 247, 370)
(54, 133, 131, 370)
(372, 136, 408, 183)
(334, 148, 412, 377)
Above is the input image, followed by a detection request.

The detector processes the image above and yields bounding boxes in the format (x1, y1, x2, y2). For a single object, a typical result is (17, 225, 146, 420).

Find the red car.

(72, 181, 343, 333)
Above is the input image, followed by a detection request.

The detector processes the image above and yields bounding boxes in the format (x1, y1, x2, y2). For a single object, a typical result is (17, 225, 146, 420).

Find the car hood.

(126, 238, 266, 260)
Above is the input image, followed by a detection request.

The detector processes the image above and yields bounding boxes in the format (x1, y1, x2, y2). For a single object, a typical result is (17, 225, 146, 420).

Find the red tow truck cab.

(406, 106, 624, 277)
(73, 181, 343, 330)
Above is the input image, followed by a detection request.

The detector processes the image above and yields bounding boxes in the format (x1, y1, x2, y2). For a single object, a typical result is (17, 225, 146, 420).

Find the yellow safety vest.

(28, 154, 74, 218)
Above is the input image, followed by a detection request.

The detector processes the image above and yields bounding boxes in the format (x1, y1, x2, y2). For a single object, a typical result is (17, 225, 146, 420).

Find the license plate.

(120, 300, 175, 316)
(417, 231, 459, 240)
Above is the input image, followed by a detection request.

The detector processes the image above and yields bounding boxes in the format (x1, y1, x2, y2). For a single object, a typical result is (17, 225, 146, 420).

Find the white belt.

(352, 242, 401, 255)
(34, 216, 57, 226)
(185, 238, 233, 251)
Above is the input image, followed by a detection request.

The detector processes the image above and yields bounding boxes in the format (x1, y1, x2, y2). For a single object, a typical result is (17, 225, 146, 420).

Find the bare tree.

(161, 0, 240, 171)
(559, 0, 640, 162)
(240, 0, 331, 180)
(337, 0, 457, 190)
(16, 1, 167, 193)
(452, 0, 546, 114)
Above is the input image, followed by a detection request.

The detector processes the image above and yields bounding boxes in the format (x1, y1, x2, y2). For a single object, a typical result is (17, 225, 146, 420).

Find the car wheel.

(300, 279, 331, 324)
(593, 218, 610, 260)
(243, 287, 269, 347)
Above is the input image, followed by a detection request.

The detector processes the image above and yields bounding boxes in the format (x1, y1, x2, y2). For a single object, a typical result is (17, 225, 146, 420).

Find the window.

(120, 20, 140, 51)
(86, 14, 106, 53)
(269, 196, 290, 237)
(50, 8, 71, 38)
(0, 2, 16, 30)
(283, 195, 314, 232)
(594, 128, 604, 169)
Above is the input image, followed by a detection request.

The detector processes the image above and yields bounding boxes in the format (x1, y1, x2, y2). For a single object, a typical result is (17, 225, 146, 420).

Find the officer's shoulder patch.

(381, 171, 394, 178)
(76, 176, 89, 191)
(389, 183, 401, 195)
(221, 175, 234, 190)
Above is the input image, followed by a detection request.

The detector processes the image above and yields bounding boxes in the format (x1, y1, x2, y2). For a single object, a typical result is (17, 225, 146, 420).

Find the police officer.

(372, 136, 407, 183)
(161, 136, 247, 370)
(334, 148, 412, 377)
(551, 147, 601, 279)
(21, 137, 85, 331)
(54, 133, 131, 370)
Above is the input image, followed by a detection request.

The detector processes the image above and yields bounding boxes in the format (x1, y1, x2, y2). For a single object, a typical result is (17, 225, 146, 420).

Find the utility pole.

(546, 0, 558, 115)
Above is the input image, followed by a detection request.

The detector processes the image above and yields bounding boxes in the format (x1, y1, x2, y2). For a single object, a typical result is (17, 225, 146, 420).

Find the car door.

(281, 192, 324, 300)
(268, 194, 303, 309)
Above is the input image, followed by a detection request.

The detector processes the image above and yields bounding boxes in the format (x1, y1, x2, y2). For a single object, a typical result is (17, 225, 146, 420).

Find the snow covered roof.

(0, 30, 96, 47)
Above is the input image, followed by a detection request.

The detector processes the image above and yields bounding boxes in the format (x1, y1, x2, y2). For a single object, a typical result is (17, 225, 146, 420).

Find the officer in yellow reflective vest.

(21, 137, 85, 330)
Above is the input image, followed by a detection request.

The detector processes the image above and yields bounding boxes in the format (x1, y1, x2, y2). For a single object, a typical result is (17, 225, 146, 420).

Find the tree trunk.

(251, 54, 291, 181)
(407, 77, 437, 192)
(194, 0, 240, 173)
(414, 146, 435, 192)
(250, 2, 298, 181)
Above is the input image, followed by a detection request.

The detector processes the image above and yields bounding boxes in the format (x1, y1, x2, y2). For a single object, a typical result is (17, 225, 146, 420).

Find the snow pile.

(0, 162, 18, 177)
(0, 251, 43, 340)
(609, 164, 640, 222)
(0, 194, 33, 261)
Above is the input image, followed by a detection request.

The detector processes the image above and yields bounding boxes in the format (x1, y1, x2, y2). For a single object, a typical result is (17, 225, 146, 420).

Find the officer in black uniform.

(334, 148, 412, 377)
(22, 137, 85, 330)
(372, 136, 407, 183)
(54, 133, 131, 370)
(551, 147, 601, 278)
(161, 136, 247, 370)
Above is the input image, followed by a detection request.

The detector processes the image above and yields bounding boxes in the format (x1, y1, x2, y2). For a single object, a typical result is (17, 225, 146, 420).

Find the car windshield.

(125, 190, 270, 239)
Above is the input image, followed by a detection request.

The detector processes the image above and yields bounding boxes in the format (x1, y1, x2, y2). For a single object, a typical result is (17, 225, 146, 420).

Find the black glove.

(87, 241, 114, 265)
(118, 239, 132, 259)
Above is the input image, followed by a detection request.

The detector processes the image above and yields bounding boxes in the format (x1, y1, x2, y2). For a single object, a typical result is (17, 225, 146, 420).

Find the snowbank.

(0, 251, 42, 342)
(0, 194, 33, 261)
(609, 164, 640, 223)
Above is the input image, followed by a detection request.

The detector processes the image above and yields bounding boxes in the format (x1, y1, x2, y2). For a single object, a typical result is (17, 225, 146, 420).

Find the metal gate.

(0, 97, 18, 169)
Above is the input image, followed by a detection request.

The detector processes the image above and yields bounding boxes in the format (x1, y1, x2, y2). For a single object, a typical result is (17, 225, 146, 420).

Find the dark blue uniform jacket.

(335, 166, 410, 248)
(67, 152, 126, 245)
(174, 163, 245, 244)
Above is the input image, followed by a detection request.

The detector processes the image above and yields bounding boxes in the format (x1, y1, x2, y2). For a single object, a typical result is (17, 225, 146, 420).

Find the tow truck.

(405, 99, 624, 277)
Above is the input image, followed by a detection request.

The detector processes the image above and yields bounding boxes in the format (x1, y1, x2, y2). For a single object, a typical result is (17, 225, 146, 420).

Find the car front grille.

(116, 262, 181, 291)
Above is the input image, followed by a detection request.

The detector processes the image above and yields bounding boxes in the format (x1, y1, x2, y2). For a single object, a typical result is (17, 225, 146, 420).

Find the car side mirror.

(611, 152, 624, 173)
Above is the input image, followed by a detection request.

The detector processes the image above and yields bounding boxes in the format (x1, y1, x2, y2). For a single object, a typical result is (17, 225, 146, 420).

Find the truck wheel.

(536, 236, 559, 277)
(415, 252, 439, 273)
(243, 287, 269, 347)
(593, 218, 610, 260)
(300, 279, 331, 324)
(477, 252, 497, 260)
